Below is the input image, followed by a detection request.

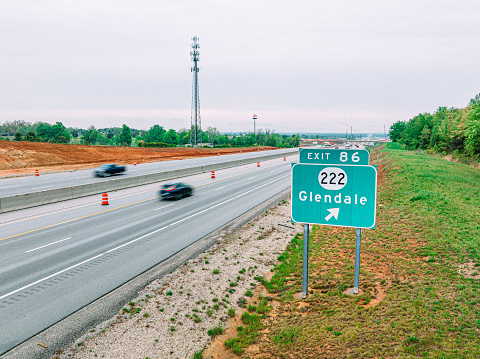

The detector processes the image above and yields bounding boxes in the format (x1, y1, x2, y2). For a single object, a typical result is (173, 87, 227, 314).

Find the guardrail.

(0, 149, 297, 213)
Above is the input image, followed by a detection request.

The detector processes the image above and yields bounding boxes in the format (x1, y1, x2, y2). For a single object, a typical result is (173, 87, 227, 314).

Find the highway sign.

(291, 163, 377, 229)
(299, 148, 369, 165)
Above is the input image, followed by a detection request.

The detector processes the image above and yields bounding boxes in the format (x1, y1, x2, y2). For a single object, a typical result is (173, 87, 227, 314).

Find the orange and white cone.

(102, 192, 109, 205)
(257, 162, 260, 167)
(211, 171, 215, 179)
(134, 161, 137, 166)
(35, 169, 39, 176)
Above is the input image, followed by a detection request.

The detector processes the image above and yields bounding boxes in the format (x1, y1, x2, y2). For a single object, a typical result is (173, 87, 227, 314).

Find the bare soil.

(0, 141, 276, 177)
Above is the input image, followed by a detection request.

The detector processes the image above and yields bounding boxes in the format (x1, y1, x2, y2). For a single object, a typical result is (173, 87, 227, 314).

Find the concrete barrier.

(0, 149, 298, 213)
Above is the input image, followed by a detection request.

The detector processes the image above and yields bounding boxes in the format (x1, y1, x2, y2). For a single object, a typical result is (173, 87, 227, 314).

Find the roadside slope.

(0, 141, 275, 176)
(211, 143, 480, 358)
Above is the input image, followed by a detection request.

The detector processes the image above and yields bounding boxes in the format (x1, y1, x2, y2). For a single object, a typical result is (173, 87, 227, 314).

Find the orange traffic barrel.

(257, 162, 260, 167)
(102, 192, 109, 205)
(35, 169, 39, 176)
(218, 153, 220, 156)
(211, 171, 215, 179)
(179, 157, 182, 160)
(284, 157, 286, 161)
(134, 161, 137, 166)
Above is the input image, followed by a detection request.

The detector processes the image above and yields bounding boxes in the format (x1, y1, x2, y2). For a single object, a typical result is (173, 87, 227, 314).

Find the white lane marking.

(214, 187, 226, 191)
(270, 170, 276, 172)
(0, 185, 20, 188)
(25, 237, 72, 253)
(248, 177, 256, 179)
(0, 174, 288, 301)
(31, 185, 53, 190)
(155, 203, 175, 211)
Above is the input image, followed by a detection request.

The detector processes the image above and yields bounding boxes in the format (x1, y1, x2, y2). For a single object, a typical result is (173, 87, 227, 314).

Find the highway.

(0, 148, 296, 197)
(0, 155, 296, 356)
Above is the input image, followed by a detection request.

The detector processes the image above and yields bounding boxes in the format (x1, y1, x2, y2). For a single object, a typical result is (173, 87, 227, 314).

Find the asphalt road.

(0, 156, 296, 355)
(0, 148, 297, 197)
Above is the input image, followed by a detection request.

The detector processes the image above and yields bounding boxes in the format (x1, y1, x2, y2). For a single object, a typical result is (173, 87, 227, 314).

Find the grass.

(222, 143, 480, 358)
(207, 326, 224, 338)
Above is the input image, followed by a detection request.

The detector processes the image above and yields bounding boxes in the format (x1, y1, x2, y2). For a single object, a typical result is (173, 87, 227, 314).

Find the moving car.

(159, 182, 193, 200)
(93, 164, 126, 177)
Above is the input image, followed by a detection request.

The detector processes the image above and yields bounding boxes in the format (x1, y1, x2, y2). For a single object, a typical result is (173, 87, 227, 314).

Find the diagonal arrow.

(325, 208, 339, 221)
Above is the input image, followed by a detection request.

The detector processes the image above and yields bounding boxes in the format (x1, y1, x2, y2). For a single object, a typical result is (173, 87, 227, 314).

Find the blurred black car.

(94, 164, 126, 177)
(159, 182, 192, 200)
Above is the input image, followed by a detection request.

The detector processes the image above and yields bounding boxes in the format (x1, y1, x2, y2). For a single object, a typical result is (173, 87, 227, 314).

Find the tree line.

(389, 94, 480, 158)
(0, 120, 300, 148)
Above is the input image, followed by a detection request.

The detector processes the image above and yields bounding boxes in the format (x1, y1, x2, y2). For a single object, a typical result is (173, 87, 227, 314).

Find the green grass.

(223, 144, 480, 358)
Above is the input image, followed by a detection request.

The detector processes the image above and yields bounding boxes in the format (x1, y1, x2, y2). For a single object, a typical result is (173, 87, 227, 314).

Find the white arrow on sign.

(325, 208, 339, 221)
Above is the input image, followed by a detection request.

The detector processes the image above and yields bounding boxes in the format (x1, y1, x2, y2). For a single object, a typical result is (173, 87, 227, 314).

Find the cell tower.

(190, 36, 201, 146)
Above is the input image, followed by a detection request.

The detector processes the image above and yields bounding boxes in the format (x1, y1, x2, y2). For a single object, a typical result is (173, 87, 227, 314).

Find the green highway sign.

(299, 148, 370, 165)
(291, 163, 377, 229)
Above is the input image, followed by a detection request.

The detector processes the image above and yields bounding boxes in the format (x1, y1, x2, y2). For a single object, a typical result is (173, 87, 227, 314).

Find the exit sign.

(291, 163, 377, 229)
(299, 148, 370, 165)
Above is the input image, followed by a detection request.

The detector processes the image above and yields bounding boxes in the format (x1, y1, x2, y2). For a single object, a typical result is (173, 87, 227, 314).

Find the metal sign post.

(354, 228, 361, 294)
(302, 224, 309, 299)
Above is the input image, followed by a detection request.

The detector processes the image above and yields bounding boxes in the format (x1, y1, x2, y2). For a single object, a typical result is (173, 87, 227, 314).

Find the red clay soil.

(0, 141, 278, 177)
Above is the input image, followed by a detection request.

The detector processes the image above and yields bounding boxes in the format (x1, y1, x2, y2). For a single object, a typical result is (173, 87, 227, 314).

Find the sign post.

(292, 152, 377, 297)
(302, 224, 309, 299)
(354, 228, 362, 294)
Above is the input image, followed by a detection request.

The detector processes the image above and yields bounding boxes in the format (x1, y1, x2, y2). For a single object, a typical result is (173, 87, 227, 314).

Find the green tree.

(82, 126, 99, 145)
(26, 131, 36, 142)
(146, 125, 166, 143)
(293, 134, 301, 147)
(164, 129, 178, 145)
(465, 105, 480, 157)
(36, 122, 51, 141)
(389, 121, 406, 142)
(118, 124, 132, 146)
(14, 132, 22, 141)
(50, 122, 71, 143)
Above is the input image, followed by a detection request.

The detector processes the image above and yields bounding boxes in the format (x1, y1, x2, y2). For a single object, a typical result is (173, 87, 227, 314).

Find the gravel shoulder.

(53, 196, 299, 359)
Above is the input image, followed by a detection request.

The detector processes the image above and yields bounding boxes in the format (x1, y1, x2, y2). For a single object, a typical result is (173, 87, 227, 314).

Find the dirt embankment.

(0, 141, 276, 177)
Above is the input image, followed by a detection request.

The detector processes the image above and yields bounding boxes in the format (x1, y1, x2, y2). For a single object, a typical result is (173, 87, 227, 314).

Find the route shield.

(291, 163, 377, 229)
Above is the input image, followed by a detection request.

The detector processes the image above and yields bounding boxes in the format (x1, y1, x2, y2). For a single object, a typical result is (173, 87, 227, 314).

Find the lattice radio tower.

(190, 36, 202, 146)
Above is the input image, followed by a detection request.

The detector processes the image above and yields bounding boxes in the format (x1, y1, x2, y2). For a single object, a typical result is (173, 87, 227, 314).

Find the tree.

(146, 125, 166, 143)
(50, 122, 71, 143)
(465, 105, 480, 157)
(26, 131, 36, 142)
(118, 124, 132, 146)
(468, 93, 480, 107)
(14, 132, 22, 141)
(36, 122, 51, 141)
(82, 126, 99, 145)
(164, 129, 178, 145)
(389, 121, 406, 142)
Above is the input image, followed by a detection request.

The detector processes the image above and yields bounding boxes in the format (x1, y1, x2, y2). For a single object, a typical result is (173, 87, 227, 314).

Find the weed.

(207, 326, 224, 338)
(273, 327, 301, 347)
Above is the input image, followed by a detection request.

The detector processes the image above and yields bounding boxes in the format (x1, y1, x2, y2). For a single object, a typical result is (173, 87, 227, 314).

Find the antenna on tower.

(190, 36, 201, 146)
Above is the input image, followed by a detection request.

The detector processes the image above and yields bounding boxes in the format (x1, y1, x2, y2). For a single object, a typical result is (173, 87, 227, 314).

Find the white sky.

(1, 1, 479, 134)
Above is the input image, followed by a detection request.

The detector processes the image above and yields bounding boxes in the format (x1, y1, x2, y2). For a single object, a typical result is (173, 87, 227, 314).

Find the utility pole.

(190, 36, 201, 146)
(253, 113, 257, 139)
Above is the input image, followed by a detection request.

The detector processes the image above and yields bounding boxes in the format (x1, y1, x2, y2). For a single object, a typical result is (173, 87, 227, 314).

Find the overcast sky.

(1, 1, 479, 134)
